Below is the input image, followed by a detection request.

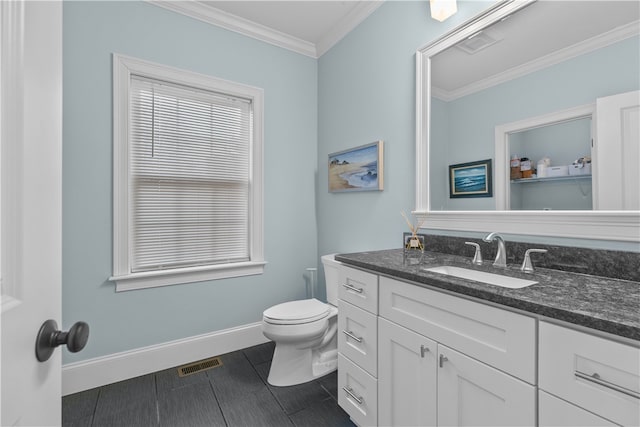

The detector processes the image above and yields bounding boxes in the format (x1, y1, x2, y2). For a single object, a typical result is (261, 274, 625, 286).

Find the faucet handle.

(465, 242, 483, 265)
(521, 249, 548, 273)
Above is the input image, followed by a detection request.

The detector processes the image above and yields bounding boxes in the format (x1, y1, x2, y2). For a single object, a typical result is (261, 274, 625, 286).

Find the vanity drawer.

(338, 353, 377, 427)
(539, 390, 617, 427)
(338, 300, 378, 376)
(379, 276, 536, 384)
(338, 266, 378, 315)
(539, 321, 640, 427)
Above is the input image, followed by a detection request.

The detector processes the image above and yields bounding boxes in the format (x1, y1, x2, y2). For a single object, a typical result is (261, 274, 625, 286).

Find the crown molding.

(433, 20, 640, 102)
(149, 0, 316, 57)
(148, 0, 383, 59)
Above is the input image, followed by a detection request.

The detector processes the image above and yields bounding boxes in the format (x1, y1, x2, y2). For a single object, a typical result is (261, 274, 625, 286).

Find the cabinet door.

(378, 318, 437, 427)
(438, 345, 536, 427)
(539, 391, 617, 427)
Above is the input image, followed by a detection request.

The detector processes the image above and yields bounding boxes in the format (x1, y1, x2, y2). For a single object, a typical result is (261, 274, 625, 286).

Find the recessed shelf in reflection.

(510, 174, 591, 184)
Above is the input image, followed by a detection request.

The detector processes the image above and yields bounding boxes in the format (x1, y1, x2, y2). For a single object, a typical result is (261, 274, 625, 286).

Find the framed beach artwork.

(449, 159, 493, 198)
(328, 141, 383, 192)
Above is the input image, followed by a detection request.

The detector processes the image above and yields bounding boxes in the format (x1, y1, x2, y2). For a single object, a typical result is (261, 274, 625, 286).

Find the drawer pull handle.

(342, 283, 363, 294)
(575, 371, 640, 400)
(420, 345, 430, 357)
(343, 386, 363, 405)
(439, 354, 448, 368)
(342, 330, 363, 343)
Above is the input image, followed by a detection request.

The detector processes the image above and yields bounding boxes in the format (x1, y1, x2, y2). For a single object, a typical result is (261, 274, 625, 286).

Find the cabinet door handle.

(342, 330, 363, 343)
(575, 371, 640, 400)
(343, 386, 363, 404)
(342, 283, 363, 294)
(420, 345, 430, 357)
(439, 354, 448, 368)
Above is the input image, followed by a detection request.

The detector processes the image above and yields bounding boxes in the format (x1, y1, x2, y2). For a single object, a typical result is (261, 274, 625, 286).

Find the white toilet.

(262, 254, 341, 387)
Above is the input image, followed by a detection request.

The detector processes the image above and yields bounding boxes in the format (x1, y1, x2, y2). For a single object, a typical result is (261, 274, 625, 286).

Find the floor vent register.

(177, 356, 223, 377)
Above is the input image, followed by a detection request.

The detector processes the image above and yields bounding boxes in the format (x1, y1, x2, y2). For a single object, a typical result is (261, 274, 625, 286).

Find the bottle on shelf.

(537, 159, 548, 177)
(510, 154, 521, 179)
(520, 157, 532, 178)
(536, 157, 550, 178)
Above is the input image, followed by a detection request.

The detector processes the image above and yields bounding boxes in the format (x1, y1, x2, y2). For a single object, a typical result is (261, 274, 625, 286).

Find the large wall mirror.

(415, 0, 640, 242)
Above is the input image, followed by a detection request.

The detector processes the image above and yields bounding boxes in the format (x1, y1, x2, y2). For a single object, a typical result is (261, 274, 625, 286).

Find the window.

(111, 54, 264, 291)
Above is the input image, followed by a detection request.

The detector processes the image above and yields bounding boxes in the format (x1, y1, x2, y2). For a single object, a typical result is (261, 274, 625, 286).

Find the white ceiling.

(431, 1, 640, 99)
(203, 1, 369, 44)
(152, 0, 384, 58)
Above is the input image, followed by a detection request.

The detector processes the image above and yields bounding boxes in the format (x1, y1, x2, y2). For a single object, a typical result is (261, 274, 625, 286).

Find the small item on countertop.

(401, 210, 425, 251)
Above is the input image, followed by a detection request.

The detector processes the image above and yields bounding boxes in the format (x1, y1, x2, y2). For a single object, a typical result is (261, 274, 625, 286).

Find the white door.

(594, 90, 640, 210)
(378, 318, 437, 427)
(437, 345, 536, 427)
(1, 1, 64, 425)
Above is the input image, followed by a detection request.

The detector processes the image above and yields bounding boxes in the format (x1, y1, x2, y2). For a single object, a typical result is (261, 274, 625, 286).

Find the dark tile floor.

(62, 341, 355, 427)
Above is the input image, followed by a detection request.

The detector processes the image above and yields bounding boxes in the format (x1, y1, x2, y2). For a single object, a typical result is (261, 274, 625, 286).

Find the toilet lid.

(263, 298, 330, 324)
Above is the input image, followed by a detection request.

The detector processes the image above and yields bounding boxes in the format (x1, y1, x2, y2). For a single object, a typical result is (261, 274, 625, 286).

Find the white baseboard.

(62, 322, 269, 396)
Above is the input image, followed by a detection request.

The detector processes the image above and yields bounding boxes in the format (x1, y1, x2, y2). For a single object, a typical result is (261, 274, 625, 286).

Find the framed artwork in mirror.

(449, 159, 492, 198)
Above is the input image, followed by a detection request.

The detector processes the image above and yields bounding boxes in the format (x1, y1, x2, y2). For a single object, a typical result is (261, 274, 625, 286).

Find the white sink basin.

(423, 266, 537, 289)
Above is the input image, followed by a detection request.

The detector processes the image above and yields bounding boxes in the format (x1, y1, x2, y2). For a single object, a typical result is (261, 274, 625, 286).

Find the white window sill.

(110, 261, 267, 292)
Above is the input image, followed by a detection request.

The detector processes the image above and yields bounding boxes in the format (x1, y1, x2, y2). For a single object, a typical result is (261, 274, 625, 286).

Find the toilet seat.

(263, 299, 330, 325)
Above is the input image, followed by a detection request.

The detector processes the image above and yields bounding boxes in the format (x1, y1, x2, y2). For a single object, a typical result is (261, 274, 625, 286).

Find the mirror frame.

(414, 0, 640, 242)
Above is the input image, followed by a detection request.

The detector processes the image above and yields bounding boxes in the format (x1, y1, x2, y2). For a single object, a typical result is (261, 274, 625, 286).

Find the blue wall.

(317, 1, 495, 265)
(63, 1, 318, 362)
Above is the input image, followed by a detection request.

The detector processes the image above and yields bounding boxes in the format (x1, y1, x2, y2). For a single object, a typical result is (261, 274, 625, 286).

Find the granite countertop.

(335, 249, 640, 342)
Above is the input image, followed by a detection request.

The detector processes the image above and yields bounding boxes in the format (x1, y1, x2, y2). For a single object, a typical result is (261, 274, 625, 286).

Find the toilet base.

(267, 343, 337, 387)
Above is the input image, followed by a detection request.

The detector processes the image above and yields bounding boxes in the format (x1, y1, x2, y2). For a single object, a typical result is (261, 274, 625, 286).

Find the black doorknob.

(35, 319, 89, 362)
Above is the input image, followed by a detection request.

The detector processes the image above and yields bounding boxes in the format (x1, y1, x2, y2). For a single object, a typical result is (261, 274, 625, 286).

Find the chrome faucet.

(483, 232, 507, 268)
(464, 242, 483, 265)
(521, 248, 548, 273)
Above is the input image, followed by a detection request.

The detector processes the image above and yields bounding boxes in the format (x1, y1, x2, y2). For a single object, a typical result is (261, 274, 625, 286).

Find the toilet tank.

(321, 254, 342, 306)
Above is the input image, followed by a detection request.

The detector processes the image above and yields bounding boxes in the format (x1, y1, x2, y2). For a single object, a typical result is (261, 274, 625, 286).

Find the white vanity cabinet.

(539, 321, 640, 427)
(378, 276, 536, 427)
(337, 265, 378, 426)
(336, 261, 639, 427)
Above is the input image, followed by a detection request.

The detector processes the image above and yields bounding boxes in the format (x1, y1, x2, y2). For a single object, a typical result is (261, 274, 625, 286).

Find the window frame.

(111, 54, 265, 292)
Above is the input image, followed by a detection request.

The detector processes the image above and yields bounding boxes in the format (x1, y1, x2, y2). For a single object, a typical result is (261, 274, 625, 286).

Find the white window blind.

(129, 76, 252, 273)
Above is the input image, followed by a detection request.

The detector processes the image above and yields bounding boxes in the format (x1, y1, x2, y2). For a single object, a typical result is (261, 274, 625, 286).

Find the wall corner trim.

(62, 322, 268, 396)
